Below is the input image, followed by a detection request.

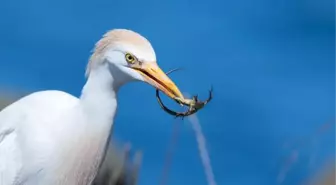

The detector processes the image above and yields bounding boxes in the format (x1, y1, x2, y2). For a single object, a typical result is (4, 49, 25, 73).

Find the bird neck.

(80, 64, 119, 129)
(48, 65, 120, 185)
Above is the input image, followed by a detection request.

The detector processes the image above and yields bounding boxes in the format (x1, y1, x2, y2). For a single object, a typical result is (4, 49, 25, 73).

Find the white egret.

(0, 29, 184, 185)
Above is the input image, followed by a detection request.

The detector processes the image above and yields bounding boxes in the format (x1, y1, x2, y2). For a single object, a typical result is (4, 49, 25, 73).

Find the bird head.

(86, 29, 184, 102)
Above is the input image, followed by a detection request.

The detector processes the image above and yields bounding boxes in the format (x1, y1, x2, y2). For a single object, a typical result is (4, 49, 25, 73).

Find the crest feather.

(86, 29, 153, 77)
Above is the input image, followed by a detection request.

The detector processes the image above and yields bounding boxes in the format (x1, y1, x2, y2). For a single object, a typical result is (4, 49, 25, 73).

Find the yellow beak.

(132, 62, 184, 101)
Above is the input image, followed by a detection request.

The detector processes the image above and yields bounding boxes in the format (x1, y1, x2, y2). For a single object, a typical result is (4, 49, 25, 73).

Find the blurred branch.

(92, 141, 143, 185)
(306, 164, 335, 185)
(0, 96, 17, 110)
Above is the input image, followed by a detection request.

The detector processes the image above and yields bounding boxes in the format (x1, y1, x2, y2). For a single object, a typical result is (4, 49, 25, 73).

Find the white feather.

(0, 65, 118, 185)
(0, 28, 179, 185)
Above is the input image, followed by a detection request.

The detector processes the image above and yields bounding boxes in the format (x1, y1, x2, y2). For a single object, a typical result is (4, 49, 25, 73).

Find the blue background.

(0, 0, 334, 184)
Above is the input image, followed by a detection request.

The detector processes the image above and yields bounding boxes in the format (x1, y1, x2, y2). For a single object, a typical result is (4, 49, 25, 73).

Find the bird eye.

(125, 53, 135, 64)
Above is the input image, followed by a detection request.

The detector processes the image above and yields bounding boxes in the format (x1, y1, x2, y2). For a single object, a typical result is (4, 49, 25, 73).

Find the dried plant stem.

(188, 115, 217, 185)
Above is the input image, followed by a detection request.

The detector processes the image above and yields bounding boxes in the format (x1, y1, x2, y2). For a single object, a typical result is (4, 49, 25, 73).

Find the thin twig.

(185, 93, 217, 185)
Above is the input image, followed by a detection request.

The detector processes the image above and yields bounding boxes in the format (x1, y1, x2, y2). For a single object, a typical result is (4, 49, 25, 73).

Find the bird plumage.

(0, 29, 184, 185)
(0, 91, 80, 184)
(87, 29, 156, 77)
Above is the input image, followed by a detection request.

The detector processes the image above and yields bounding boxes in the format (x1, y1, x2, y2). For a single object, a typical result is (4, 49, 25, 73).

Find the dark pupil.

(128, 55, 133, 61)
